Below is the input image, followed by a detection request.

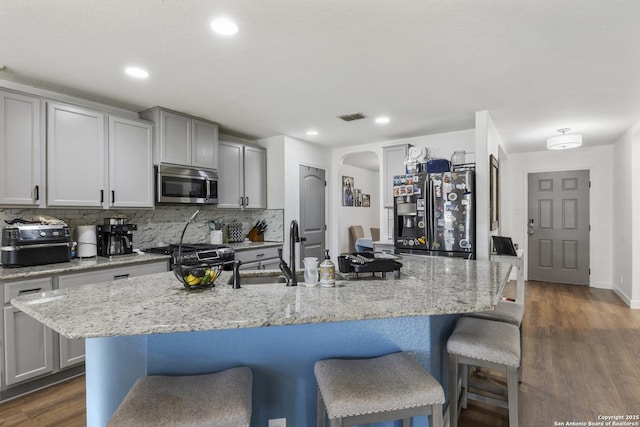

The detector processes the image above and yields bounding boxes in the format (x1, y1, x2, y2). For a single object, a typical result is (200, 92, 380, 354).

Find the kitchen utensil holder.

(228, 223, 244, 243)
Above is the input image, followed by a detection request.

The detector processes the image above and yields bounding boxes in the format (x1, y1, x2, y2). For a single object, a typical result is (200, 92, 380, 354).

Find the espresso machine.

(97, 218, 137, 257)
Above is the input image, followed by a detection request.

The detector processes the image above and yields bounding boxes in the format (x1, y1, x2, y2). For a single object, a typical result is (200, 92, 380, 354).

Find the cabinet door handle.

(19, 287, 42, 294)
(111, 190, 115, 204)
(100, 190, 104, 203)
(256, 253, 265, 258)
(113, 274, 130, 280)
(245, 197, 249, 206)
(34, 185, 39, 201)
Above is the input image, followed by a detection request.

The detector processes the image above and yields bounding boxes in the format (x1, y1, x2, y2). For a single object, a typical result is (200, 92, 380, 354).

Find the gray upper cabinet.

(108, 116, 154, 208)
(140, 107, 219, 170)
(191, 118, 219, 169)
(47, 102, 106, 207)
(46, 101, 153, 209)
(218, 139, 266, 209)
(0, 90, 44, 207)
(244, 145, 267, 209)
(382, 144, 411, 208)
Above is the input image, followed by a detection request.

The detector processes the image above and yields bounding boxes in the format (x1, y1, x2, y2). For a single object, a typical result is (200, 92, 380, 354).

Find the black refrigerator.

(393, 171, 475, 259)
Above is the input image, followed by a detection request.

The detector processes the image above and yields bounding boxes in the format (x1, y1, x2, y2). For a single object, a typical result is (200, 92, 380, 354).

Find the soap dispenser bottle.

(319, 249, 336, 287)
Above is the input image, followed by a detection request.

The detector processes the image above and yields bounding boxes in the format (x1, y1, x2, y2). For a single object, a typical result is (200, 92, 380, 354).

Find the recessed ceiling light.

(306, 130, 319, 136)
(375, 116, 390, 124)
(210, 17, 239, 36)
(124, 66, 149, 79)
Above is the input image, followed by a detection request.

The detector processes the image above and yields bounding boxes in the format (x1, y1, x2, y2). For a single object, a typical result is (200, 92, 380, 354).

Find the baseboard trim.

(589, 281, 612, 289)
(613, 287, 639, 309)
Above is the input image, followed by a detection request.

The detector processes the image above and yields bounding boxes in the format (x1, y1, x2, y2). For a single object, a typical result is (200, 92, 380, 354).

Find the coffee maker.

(97, 218, 137, 257)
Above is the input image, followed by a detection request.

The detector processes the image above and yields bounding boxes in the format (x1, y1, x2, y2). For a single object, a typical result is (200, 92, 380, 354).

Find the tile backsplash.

(0, 206, 284, 248)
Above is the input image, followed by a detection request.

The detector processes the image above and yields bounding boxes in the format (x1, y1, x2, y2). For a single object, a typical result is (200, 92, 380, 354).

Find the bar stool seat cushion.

(447, 317, 520, 367)
(108, 367, 252, 427)
(314, 352, 445, 419)
(467, 300, 525, 326)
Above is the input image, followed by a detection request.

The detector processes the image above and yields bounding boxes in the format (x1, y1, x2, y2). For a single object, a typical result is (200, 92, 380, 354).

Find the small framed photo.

(417, 198, 425, 210)
(362, 194, 370, 207)
(342, 176, 354, 206)
(354, 189, 362, 207)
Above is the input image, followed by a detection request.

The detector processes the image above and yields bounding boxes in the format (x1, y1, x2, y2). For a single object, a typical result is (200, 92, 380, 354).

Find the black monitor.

(492, 236, 518, 256)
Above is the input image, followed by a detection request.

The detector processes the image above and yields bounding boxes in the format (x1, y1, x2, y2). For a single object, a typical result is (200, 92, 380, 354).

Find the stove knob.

(40, 231, 46, 237)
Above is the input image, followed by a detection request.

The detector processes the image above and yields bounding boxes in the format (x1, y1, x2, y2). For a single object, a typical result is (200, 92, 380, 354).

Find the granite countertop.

(12, 255, 511, 339)
(0, 253, 171, 281)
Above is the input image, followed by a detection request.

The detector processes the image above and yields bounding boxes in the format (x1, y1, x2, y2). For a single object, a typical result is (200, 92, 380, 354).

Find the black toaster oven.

(1, 224, 72, 267)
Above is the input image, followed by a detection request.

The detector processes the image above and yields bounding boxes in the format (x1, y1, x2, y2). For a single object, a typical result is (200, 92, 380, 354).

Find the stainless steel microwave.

(156, 164, 218, 205)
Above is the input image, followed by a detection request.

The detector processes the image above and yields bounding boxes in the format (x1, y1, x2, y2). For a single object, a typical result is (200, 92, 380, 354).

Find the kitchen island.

(12, 255, 512, 427)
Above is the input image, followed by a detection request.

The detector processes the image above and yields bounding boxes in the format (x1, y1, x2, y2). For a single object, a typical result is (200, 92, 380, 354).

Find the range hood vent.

(338, 112, 367, 122)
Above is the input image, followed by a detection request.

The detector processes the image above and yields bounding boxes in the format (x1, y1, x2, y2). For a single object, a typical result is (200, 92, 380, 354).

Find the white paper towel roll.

(76, 225, 97, 258)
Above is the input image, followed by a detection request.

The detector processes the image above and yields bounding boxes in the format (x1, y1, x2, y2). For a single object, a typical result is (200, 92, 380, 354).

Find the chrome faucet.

(289, 220, 300, 286)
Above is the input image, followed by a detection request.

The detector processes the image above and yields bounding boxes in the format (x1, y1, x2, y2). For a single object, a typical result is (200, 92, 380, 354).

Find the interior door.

(299, 165, 326, 264)
(527, 170, 590, 285)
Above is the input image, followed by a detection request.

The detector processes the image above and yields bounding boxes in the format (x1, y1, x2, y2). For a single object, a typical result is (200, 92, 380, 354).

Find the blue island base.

(86, 315, 458, 427)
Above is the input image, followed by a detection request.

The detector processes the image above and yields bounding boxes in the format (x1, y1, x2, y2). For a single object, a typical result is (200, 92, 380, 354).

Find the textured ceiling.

(1, 0, 639, 153)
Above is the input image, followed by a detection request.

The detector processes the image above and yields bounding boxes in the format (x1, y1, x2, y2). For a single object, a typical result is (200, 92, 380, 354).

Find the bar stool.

(447, 317, 520, 427)
(468, 254, 526, 381)
(108, 366, 252, 427)
(314, 352, 444, 427)
(466, 300, 524, 382)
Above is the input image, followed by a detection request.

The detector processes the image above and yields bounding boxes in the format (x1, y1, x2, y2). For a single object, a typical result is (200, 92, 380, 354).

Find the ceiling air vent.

(338, 112, 367, 122)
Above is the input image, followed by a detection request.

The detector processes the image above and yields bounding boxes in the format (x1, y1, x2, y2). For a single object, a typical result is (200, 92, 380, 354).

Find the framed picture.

(490, 154, 499, 231)
(354, 189, 362, 207)
(342, 176, 354, 206)
(362, 194, 370, 207)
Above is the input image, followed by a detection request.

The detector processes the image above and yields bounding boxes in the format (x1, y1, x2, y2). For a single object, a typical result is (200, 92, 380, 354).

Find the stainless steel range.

(1, 224, 72, 267)
(143, 243, 235, 268)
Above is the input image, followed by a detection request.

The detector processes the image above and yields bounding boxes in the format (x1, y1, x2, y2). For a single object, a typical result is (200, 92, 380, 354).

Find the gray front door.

(527, 170, 590, 285)
(299, 165, 326, 263)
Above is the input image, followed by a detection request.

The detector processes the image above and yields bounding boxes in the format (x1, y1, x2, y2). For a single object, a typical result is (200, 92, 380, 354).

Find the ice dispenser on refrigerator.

(393, 173, 429, 251)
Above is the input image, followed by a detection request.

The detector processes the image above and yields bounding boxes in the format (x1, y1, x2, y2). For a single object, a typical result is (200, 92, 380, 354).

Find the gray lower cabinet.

(1, 260, 169, 394)
(235, 246, 281, 270)
(3, 277, 54, 386)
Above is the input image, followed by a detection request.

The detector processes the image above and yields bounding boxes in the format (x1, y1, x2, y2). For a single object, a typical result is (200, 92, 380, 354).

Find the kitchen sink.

(226, 272, 301, 286)
(228, 272, 344, 286)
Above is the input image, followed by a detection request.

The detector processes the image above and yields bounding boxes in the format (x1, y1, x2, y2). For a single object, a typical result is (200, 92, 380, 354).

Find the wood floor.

(0, 375, 85, 427)
(0, 281, 638, 426)
(459, 281, 640, 427)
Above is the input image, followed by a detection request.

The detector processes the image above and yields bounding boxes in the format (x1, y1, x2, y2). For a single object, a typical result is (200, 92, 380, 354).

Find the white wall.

(257, 135, 332, 268)
(338, 164, 379, 253)
(475, 111, 504, 260)
(612, 122, 640, 308)
(283, 136, 332, 267)
(502, 145, 614, 289)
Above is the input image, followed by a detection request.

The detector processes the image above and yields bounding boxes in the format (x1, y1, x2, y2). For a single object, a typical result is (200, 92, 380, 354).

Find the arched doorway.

(338, 151, 380, 254)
